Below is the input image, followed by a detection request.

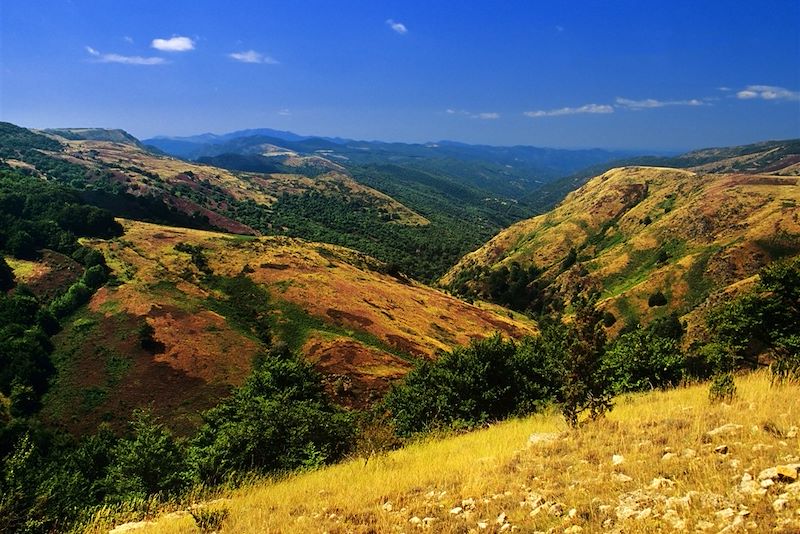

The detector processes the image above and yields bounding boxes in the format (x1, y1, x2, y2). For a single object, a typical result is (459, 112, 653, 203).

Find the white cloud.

(444, 109, 499, 119)
(523, 104, 613, 117)
(386, 19, 408, 35)
(277, 108, 291, 116)
(123, 36, 134, 44)
(615, 97, 705, 109)
(228, 50, 279, 64)
(736, 85, 800, 101)
(85, 46, 166, 65)
(151, 36, 195, 52)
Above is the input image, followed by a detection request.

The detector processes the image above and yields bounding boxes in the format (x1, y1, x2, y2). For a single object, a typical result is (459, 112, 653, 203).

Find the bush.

(105, 410, 190, 500)
(604, 328, 685, 393)
(0, 257, 14, 292)
(189, 346, 354, 483)
(49, 281, 92, 319)
(383, 333, 563, 436)
(647, 291, 667, 307)
(709, 372, 736, 402)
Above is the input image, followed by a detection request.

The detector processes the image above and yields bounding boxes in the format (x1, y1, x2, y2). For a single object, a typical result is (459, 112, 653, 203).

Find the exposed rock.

(612, 472, 633, 483)
(776, 465, 799, 481)
(716, 507, 736, 520)
(528, 432, 560, 446)
(477, 521, 488, 529)
(612, 454, 625, 466)
(707, 423, 743, 437)
(449, 507, 463, 515)
(496, 512, 507, 524)
(772, 498, 788, 511)
(761, 479, 775, 489)
(409, 516, 421, 525)
(662, 509, 686, 530)
(696, 519, 715, 531)
(462, 498, 475, 508)
(661, 452, 677, 461)
(635, 508, 652, 520)
(683, 448, 697, 458)
(109, 521, 152, 534)
(649, 477, 675, 490)
(548, 503, 564, 517)
(382, 502, 393, 512)
(714, 444, 729, 455)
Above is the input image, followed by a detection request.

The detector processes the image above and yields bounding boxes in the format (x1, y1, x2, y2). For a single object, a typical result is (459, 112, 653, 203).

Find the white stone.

(612, 454, 625, 466)
(109, 522, 152, 534)
(715, 508, 735, 520)
(612, 472, 633, 483)
(772, 498, 788, 512)
(449, 507, 463, 515)
(707, 423, 743, 437)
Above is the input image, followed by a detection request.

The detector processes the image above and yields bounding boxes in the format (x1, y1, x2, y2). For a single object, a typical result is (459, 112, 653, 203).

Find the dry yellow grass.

(106, 372, 799, 533)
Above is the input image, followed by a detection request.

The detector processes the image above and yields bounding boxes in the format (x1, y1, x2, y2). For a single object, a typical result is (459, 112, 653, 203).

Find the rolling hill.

(39, 219, 534, 435)
(443, 165, 800, 338)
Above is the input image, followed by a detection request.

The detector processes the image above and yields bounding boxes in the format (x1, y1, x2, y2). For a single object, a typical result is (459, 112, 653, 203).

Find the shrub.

(189, 346, 354, 483)
(709, 372, 736, 402)
(604, 328, 685, 393)
(0, 257, 14, 292)
(647, 291, 667, 307)
(105, 410, 190, 500)
(383, 333, 563, 436)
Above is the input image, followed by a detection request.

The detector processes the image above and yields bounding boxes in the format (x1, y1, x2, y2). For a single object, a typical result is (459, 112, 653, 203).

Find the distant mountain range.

(144, 129, 645, 199)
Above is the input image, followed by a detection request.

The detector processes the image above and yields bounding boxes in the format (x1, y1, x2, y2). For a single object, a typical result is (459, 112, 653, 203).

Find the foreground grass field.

(95, 372, 799, 533)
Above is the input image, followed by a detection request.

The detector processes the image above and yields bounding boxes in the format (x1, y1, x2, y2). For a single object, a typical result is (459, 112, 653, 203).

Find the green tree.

(0, 257, 14, 292)
(190, 347, 354, 483)
(561, 295, 612, 427)
(106, 410, 190, 500)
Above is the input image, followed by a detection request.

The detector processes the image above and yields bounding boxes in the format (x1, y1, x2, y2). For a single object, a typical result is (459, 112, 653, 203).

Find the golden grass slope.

(94, 372, 800, 533)
(43, 220, 534, 433)
(443, 166, 800, 333)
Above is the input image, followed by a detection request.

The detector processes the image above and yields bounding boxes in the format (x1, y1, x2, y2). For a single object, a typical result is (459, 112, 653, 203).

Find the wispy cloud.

(85, 46, 166, 65)
(736, 85, 799, 101)
(228, 50, 279, 64)
(615, 97, 705, 109)
(445, 109, 500, 120)
(151, 36, 195, 52)
(277, 108, 291, 116)
(523, 104, 613, 117)
(123, 36, 134, 44)
(386, 19, 408, 35)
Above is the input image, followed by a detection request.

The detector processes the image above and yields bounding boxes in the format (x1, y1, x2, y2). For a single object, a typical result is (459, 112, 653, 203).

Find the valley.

(0, 121, 798, 533)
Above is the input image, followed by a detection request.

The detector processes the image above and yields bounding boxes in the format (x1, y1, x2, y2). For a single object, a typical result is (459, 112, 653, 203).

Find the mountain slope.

(40, 220, 534, 434)
(443, 166, 800, 335)
(98, 372, 800, 533)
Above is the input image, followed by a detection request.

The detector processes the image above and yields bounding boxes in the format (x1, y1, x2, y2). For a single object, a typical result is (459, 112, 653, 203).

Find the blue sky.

(1, 0, 799, 150)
